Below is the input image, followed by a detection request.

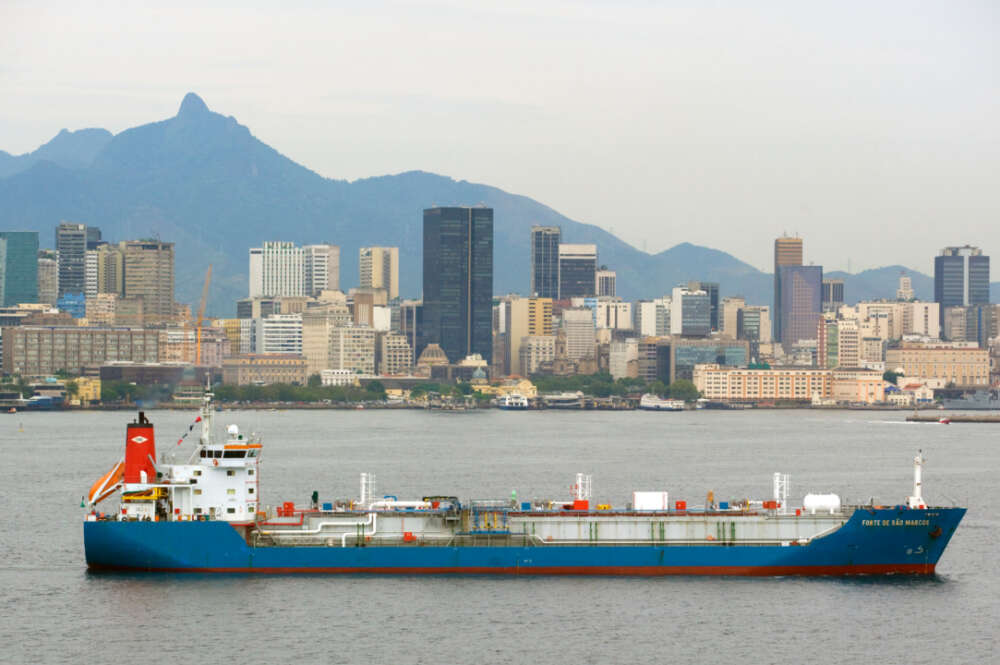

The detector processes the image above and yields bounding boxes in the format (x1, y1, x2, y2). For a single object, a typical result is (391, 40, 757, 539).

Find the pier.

(906, 413, 1000, 424)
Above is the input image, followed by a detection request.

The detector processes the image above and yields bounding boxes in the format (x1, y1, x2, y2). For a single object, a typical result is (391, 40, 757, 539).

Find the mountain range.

(0, 93, 991, 316)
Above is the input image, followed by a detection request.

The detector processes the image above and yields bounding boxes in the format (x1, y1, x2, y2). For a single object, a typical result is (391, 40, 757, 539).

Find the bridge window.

(223, 450, 246, 459)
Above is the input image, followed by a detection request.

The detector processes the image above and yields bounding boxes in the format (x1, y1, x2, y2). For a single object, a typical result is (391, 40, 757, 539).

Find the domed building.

(415, 343, 449, 377)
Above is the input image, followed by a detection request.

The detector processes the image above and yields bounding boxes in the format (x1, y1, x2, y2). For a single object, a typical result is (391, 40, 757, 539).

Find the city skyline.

(2, 3, 997, 276)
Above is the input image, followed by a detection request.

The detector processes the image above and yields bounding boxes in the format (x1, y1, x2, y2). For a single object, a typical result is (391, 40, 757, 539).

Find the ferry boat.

(542, 391, 583, 409)
(638, 394, 686, 411)
(497, 394, 529, 410)
(83, 395, 965, 575)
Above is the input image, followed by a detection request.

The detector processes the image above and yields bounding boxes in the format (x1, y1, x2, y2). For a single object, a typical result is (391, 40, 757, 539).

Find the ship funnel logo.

(130, 435, 148, 444)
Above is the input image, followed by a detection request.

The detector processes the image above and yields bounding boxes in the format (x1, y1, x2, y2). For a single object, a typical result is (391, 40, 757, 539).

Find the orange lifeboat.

(88, 459, 124, 505)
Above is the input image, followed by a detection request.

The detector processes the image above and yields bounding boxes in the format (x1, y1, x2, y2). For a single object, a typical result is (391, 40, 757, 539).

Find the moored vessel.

(84, 395, 965, 576)
(639, 394, 686, 411)
(497, 393, 530, 410)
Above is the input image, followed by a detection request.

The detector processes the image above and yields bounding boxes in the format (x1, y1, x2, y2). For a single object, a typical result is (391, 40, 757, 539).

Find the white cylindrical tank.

(803, 494, 841, 515)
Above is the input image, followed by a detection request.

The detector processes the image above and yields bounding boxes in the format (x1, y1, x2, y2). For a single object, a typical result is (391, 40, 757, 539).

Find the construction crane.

(195, 265, 212, 366)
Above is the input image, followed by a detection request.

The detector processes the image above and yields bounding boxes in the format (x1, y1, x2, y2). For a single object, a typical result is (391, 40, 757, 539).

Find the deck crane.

(195, 265, 212, 366)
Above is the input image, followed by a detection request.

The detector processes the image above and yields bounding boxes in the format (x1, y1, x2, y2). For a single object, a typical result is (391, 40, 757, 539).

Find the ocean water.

(0, 408, 996, 664)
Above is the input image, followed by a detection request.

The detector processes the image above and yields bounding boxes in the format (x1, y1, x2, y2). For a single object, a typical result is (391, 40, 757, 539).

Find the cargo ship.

(84, 394, 965, 575)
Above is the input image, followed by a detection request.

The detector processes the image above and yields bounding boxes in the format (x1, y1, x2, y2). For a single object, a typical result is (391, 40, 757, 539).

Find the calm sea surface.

(0, 408, 996, 664)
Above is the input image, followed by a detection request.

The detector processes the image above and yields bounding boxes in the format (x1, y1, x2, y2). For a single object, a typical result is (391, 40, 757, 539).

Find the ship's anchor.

(929, 526, 942, 539)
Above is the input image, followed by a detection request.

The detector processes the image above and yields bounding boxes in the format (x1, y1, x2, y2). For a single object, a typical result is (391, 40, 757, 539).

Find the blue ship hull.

(84, 507, 965, 576)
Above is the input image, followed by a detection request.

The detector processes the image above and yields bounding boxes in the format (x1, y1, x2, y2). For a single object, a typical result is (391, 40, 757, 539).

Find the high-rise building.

(817, 315, 839, 368)
(301, 303, 353, 375)
(530, 226, 560, 298)
(249, 242, 305, 298)
(821, 279, 844, 313)
(686, 281, 720, 331)
(561, 307, 596, 361)
(773, 235, 803, 342)
(84, 250, 100, 298)
(504, 296, 553, 376)
(37, 250, 58, 305)
(254, 313, 303, 355)
(96, 244, 125, 295)
(329, 325, 376, 374)
(721, 297, 745, 339)
(304, 244, 340, 296)
(737, 306, 771, 343)
(399, 299, 424, 360)
(56, 222, 99, 296)
(934, 245, 989, 327)
(634, 298, 671, 337)
(777, 265, 822, 351)
(359, 246, 398, 299)
(897, 273, 915, 301)
(596, 269, 616, 298)
(121, 240, 175, 321)
(670, 286, 710, 337)
(378, 332, 412, 375)
(558, 244, 597, 299)
(422, 206, 494, 363)
(0, 231, 39, 306)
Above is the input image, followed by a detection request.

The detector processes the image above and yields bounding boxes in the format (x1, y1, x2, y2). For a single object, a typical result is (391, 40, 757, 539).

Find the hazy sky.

(1, 0, 997, 274)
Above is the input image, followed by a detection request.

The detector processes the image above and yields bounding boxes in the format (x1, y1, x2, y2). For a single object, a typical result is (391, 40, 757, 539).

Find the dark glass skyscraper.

(56, 222, 100, 296)
(773, 236, 803, 343)
(530, 226, 560, 298)
(0, 231, 39, 306)
(778, 265, 822, 351)
(687, 281, 720, 331)
(821, 279, 844, 312)
(423, 207, 493, 364)
(558, 244, 597, 299)
(935, 245, 989, 326)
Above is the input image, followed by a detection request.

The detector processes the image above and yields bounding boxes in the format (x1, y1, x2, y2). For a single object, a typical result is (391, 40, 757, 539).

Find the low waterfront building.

(885, 343, 990, 387)
(2, 326, 160, 376)
(831, 369, 885, 403)
(221, 354, 307, 386)
(320, 368, 359, 387)
(693, 363, 889, 404)
(694, 364, 832, 402)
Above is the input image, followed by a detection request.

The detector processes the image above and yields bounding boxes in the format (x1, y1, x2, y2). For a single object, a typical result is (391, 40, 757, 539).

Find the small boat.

(497, 394, 529, 410)
(639, 394, 685, 411)
(7, 407, 16, 414)
(938, 417, 951, 425)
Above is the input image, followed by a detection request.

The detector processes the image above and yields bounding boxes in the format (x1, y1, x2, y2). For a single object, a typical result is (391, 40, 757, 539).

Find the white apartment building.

(633, 298, 671, 337)
(518, 335, 556, 375)
(84, 250, 99, 298)
(595, 270, 616, 297)
(561, 308, 596, 361)
(378, 332, 412, 375)
(304, 244, 340, 296)
(249, 242, 305, 297)
(594, 299, 632, 331)
(329, 325, 376, 375)
(609, 338, 639, 380)
(254, 313, 303, 354)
